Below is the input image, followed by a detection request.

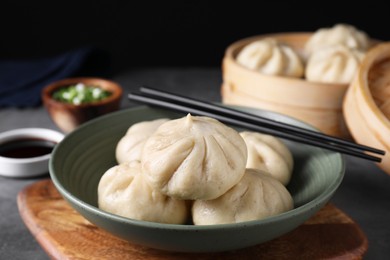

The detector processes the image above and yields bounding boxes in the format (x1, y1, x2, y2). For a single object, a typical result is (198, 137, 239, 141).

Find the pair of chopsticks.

(128, 86, 385, 162)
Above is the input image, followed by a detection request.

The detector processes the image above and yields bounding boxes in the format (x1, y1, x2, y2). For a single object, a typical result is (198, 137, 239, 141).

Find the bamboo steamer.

(343, 43, 390, 174)
(221, 33, 350, 138)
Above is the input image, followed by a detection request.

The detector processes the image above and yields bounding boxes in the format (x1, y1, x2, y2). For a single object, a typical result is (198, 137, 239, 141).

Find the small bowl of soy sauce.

(0, 128, 64, 178)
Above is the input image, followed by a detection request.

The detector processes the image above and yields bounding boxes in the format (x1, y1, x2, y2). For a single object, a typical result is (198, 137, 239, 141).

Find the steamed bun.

(236, 38, 304, 78)
(115, 118, 169, 163)
(240, 131, 293, 185)
(192, 168, 293, 225)
(305, 24, 370, 56)
(98, 161, 189, 224)
(305, 44, 365, 84)
(141, 114, 247, 200)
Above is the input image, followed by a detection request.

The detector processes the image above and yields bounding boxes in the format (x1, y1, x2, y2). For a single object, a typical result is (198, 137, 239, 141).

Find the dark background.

(0, 1, 388, 75)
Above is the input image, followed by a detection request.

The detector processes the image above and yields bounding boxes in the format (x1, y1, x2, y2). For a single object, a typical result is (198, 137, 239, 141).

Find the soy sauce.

(0, 138, 56, 158)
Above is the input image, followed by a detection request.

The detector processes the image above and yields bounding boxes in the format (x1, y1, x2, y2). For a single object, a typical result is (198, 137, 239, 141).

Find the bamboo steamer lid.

(221, 33, 350, 138)
(343, 43, 390, 174)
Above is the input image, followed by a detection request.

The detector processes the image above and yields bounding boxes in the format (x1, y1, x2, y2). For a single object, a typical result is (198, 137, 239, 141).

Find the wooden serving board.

(18, 179, 368, 260)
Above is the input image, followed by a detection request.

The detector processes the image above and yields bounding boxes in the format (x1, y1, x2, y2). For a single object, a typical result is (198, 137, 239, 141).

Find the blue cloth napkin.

(0, 47, 111, 107)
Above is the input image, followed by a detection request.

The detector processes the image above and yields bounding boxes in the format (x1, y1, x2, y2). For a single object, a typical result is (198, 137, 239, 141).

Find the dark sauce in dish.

(0, 138, 56, 158)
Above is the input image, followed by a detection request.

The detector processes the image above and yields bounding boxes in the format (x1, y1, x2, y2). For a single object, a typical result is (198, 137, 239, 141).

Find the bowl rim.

(41, 77, 123, 108)
(50, 106, 345, 231)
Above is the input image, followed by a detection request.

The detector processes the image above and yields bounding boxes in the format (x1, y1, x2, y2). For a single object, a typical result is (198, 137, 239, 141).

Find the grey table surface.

(1, 68, 390, 259)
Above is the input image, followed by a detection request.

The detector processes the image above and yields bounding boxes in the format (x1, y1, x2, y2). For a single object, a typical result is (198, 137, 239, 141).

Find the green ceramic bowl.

(49, 106, 345, 252)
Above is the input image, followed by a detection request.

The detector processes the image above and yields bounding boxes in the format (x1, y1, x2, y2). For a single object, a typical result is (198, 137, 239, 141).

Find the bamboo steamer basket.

(343, 43, 390, 174)
(221, 33, 350, 138)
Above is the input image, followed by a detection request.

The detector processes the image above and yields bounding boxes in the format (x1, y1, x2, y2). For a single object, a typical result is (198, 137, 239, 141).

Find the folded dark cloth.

(0, 47, 111, 107)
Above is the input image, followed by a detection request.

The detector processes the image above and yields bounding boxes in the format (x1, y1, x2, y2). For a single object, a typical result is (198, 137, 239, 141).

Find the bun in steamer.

(304, 23, 370, 56)
(236, 38, 304, 78)
(305, 44, 365, 84)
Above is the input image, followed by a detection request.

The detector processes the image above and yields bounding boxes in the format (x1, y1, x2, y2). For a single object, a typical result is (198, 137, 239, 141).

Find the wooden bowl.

(343, 43, 390, 174)
(221, 33, 350, 138)
(42, 77, 123, 133)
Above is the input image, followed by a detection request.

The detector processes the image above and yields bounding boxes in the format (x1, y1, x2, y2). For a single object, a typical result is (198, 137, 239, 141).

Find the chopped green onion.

(52, 83, 112, 105)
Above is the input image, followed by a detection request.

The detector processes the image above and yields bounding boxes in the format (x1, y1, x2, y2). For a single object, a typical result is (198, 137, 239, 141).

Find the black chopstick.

(128, 91, 384, 162)
(139, 86, 385, 156)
